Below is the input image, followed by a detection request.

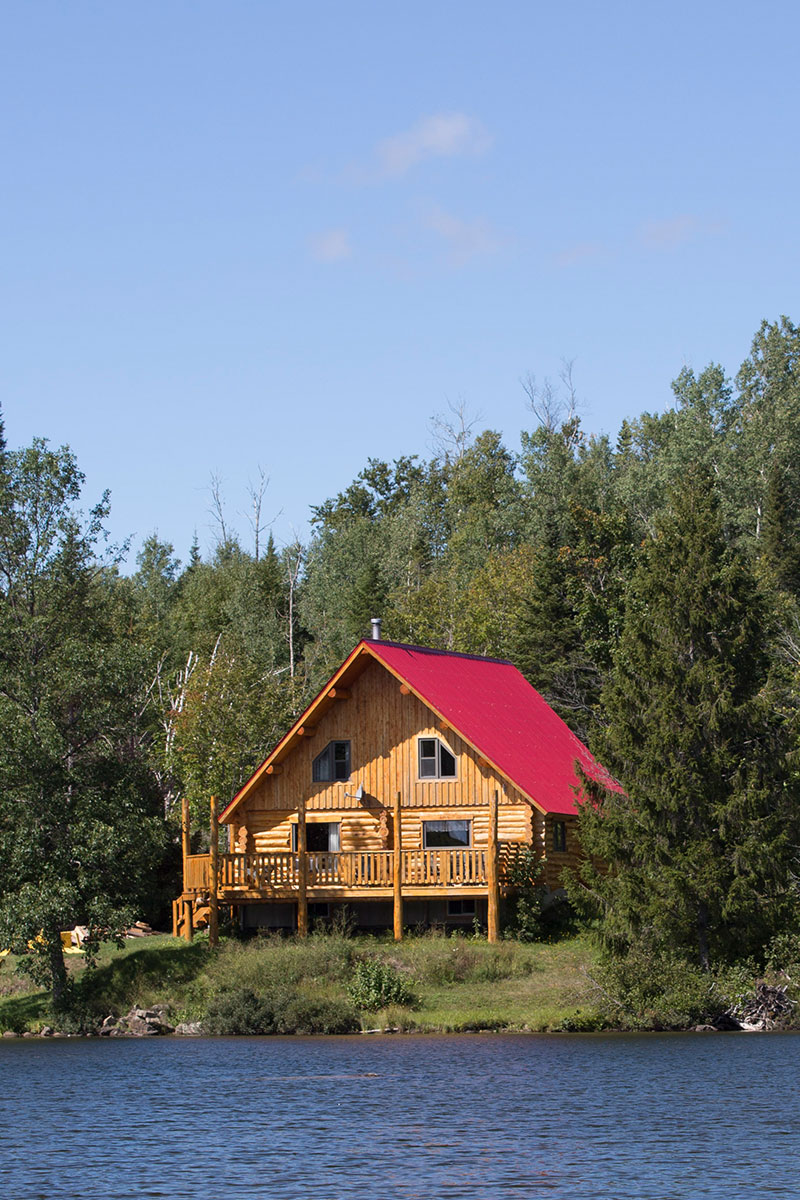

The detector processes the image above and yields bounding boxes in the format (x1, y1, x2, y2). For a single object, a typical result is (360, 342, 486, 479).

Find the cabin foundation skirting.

(240, 897, 490, 935)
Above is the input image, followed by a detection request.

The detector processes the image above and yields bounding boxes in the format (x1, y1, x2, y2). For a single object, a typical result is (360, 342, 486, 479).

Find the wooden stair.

(172, 895, 211, 939)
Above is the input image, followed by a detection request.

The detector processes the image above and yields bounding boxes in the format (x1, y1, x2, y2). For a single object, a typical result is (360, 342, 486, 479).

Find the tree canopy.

(3, 315, 800, 1003)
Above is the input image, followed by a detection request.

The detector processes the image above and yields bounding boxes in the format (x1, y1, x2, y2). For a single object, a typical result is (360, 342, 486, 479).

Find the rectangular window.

(418, 737, 456, 779)
(312, 740, 350, 783)
(553, 821, 567, 853)
(292, 822, 341, 852)
(447, 898, 476, 917)
(423, 820, 471, 848)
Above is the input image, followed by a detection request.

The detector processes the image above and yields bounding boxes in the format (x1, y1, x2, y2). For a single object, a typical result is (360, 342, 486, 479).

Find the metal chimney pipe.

(370, 617, 382, 641)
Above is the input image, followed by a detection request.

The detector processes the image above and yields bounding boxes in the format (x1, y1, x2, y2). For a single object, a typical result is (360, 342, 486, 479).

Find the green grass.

(0, 930, 601, 1034)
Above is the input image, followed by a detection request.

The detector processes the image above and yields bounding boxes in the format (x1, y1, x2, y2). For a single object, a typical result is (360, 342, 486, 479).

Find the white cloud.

(309, 228, 352, 263)
(553, 241, 608, 268)
(376, 112, 490, 178)
(638, 214, 724, 249)
(423, 204, 501, 265)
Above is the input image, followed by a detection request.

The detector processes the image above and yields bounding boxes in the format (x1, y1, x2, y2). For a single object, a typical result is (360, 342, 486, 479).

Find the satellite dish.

(355, 783, 365, 802)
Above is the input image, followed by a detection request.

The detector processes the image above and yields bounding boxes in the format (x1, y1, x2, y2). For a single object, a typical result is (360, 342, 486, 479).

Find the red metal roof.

(222, 637, 620, 820)
(368, 641, 620, 815)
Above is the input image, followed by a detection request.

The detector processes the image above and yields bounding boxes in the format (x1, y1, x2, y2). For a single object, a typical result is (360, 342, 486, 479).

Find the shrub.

(202, 986, 359, 1036)
(347, 960, 417, 1011)
(276, 995, 359, 1035)
(502, 846, 547, 941)
(588, 945, 716, 1030)
(765, 932, 800, 978)
(203, 988, 280, 1035)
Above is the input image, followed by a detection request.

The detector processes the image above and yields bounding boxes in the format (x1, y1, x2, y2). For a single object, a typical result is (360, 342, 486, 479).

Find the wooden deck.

(183, 847, 500, 900)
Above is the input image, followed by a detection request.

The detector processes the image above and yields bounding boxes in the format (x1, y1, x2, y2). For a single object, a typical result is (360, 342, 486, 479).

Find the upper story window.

(312, 740, 350, 783)
(552, 820, 567, 853)
(418, 737, 456, 779)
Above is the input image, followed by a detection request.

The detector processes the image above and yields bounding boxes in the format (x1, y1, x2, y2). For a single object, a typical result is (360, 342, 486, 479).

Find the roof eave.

(219, 640, 374, 822)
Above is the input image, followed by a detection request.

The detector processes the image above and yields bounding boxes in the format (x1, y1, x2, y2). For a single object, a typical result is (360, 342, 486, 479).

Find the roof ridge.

(364, 639, 514, 667)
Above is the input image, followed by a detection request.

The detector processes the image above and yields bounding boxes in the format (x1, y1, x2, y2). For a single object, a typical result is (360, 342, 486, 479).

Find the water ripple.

(0, 1033, 798, 1199)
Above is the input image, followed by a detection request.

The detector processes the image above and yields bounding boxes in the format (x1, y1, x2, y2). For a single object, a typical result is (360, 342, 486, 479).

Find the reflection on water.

(1, 1032, 799, 1199)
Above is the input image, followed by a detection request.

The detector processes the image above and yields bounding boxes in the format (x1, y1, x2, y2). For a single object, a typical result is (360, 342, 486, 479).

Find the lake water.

(1, 1033, 798, 1199)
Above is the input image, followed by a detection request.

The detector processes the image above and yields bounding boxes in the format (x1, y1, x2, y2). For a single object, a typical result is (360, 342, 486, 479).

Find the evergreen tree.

(572, 464, 798, 970)
(0, 431, 166, 1008)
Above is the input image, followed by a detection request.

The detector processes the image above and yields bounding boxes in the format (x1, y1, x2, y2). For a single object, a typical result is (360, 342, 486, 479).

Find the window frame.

(292, 821, 341, 852)
(417, 736, 457, 780)
(312, 740, 351, 783)
(447, 897, 477, 917)
(422, 819, 472, 849)
(552, 820, 567, 853)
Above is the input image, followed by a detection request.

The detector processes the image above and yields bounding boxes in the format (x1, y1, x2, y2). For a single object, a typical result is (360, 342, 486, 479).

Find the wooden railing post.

(393, 790, 403, 941)
(209, 795, 219, 948)
(297, 798, 308, 937)
(487, 789, 499, 943)
(181, 796, 193, 942)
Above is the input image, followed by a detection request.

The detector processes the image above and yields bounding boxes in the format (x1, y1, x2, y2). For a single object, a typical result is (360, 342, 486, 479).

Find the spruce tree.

(574, 464, 797, 970)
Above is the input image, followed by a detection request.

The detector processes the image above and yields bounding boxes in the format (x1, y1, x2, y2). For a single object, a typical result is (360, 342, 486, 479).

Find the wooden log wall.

(542, 814, 581, 889)
(242, 802, 533, 855)
(230, 657, 576, 864)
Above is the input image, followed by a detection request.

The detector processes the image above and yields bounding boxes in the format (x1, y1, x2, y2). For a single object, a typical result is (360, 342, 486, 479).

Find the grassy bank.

(0, 931, 600, 1035)
(4, 931, 796, 1035)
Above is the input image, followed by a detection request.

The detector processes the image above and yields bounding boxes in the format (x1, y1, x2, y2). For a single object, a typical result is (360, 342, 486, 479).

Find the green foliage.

(346, 959, 418, 1010)
(765, 932, 800, 977)
(398, 936, 535, 985)
(502, 846, 547, 941)
(587, 946, 718, 1030)
(0, 429, 167, 1009)
(571, 464, 799, 970)
(202, 985, 359, 1035)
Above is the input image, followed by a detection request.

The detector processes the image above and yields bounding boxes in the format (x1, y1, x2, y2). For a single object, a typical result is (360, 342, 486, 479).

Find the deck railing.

(183, 847, 500, 894)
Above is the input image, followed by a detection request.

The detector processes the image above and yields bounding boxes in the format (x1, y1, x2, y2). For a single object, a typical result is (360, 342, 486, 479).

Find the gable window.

(423, 820, 471, 848)
(553, 821, 567, 853)
(418, 737, 456, 779)
(312, 740, 350, 783)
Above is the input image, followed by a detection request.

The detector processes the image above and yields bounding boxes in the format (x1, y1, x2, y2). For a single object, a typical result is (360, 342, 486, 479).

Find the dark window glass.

(423, 820, 471, 848)
(333, 741, 350, 780)
(312, 740, 350, 782)
(418, 737, 457, 779)
(439, 745, 456, 777)
(292, 822, 340, 852)
(419, 738, 438, 778)
(553, 821, 567, 852)
(447, 897, 476, 916)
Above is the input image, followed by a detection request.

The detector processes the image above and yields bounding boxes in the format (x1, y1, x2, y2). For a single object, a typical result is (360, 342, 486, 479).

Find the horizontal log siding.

(246, 805, 531, 855)
(542, 814, 581, 889)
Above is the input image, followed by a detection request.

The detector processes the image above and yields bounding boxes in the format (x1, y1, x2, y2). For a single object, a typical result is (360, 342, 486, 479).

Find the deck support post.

(209, 795, 219, 949)
(297, 798, 308, 938)
(393, 790, 403, 941)
(181, 796, 193, 942)
(487, 789, 499, 943)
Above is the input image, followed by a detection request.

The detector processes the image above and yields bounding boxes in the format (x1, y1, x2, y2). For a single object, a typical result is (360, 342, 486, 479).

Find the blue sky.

(3, 1, 799, 566)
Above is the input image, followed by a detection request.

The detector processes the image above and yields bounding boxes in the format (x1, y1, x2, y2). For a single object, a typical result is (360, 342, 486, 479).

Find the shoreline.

(2, 931, 797, 1039)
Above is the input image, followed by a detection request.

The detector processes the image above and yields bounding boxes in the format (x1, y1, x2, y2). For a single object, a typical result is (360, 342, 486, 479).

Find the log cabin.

(173, 624, 619, 941)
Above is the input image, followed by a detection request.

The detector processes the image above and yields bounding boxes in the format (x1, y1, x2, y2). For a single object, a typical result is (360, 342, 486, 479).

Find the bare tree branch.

(207, 472, 229, 547)
(429, 398, 481, 463)
(521, 358, 582, 431)
(245, 466, 271, 561)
